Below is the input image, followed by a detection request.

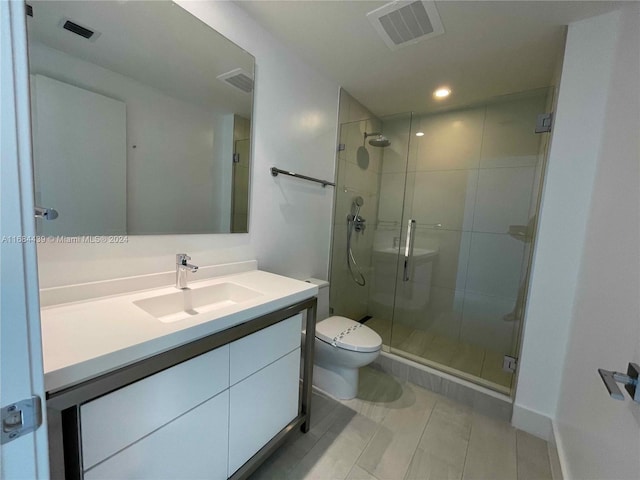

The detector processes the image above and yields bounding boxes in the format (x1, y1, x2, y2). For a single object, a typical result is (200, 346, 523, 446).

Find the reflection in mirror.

(27, 0, 254, 235)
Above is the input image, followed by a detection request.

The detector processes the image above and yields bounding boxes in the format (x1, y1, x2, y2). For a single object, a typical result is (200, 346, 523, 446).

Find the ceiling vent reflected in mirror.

(367, 0, 444, 50)
(60, 18, 100, 41)
(217, 68, 254, 94)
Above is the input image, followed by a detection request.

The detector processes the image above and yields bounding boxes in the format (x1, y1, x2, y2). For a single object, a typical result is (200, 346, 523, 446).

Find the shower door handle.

(403, 219, 416, 281)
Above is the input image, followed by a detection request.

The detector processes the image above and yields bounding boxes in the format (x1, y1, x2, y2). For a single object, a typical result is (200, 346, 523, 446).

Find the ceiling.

(28, 1, 254, 116)
(237, 1, 623, 116)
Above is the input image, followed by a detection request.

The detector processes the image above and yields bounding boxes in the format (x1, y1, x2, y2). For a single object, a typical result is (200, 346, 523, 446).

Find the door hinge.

(1, 396, 43, 444)
(503, 355, 518, 373)
(535, 112, 553, 133)
(232, 153, 240, 164)
(337, 143, 346, 152)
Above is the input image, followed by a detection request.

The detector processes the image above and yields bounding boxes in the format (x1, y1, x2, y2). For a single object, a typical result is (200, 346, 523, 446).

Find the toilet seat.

(315, 316, 382, 353)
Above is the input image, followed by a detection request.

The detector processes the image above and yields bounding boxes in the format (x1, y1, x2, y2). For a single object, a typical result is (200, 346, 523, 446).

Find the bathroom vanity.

(41, 262, 317, 480)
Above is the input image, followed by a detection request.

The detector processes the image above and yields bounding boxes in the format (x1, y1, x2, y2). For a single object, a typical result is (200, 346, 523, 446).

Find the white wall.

(514, 6, 639, 459)
(36, 1, 339, 287)
(29, 43, 222, 235)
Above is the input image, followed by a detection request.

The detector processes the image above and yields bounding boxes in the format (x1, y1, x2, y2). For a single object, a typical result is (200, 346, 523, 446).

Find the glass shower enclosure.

(329, 88, 552, 395)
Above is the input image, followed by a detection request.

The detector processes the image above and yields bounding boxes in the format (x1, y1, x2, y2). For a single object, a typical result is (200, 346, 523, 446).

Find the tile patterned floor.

(365, 317, 514, 391)
(250, 367, 553, 480)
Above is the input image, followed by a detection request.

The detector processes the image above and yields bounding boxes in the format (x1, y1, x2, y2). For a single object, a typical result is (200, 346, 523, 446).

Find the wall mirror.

(27, 0, 254, 235)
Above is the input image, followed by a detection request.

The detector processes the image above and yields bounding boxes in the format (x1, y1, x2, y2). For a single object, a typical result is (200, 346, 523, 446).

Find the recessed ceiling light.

(434, 87, 451, 98)
(415, 132, 425, 137)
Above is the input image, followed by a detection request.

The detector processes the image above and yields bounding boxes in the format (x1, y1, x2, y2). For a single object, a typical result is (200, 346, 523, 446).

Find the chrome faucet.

(176, 253, 198, 289)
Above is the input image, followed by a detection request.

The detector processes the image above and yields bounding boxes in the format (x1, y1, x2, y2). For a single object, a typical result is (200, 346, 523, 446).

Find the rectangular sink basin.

(133, 283, 263, 323)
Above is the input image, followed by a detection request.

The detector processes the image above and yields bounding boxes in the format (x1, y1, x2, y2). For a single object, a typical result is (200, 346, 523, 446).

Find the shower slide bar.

(270, 167, 335, 188)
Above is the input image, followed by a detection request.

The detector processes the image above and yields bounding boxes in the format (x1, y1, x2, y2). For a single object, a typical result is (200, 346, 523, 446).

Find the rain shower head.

(364, 132, 391, 147)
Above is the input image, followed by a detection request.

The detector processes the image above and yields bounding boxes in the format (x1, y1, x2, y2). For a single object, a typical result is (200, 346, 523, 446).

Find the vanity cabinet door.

(230, 313, 302, 385)
(84, 390, 229, 480)
(228, 348, 300, 476)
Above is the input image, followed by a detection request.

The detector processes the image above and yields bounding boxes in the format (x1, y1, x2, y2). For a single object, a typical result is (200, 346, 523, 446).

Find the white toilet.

(306, 279, 382, 400)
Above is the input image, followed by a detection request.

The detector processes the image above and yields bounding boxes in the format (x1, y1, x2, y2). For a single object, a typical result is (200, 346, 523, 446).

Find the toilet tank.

(305, 278, 330, 321)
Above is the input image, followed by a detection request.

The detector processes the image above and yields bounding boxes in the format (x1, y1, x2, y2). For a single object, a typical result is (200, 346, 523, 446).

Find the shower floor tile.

(249, 367, 553, 480)
(395, 330, 436, 357)
(365, 317, 392, 342)
(450, 343, 485, 377)
(365, 317, 514, 391)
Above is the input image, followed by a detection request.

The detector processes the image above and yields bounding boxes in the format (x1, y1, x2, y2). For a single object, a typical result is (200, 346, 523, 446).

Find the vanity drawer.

(229, 313, 301, 385)
(84, 390, 229, 480)
(81, 345, 229, 471)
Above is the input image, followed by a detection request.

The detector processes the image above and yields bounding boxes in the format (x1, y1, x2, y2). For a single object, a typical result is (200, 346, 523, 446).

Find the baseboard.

(511, 404, 554, 441)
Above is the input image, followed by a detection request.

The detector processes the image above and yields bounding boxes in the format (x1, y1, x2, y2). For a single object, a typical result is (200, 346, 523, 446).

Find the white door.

(550, 5, 640, 480)
(31, 74, 127, 237)
(1, 1, 49, 478)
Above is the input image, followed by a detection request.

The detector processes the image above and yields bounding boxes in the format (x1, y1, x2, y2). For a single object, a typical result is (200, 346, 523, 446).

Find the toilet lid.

(315, 316, 382, 353)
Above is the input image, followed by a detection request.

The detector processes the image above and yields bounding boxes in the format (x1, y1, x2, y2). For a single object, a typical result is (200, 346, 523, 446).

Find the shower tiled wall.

(329, 91, 383, 321)
(377, 89, 550, 355)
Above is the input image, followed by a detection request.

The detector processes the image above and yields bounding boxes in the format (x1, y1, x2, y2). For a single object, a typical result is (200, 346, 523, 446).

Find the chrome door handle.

(598, 363, 639, 403)
(403, 219, 416, 282)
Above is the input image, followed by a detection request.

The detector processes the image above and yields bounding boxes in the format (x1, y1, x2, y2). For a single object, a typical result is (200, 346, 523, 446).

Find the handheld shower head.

(353, 196, 364, 219)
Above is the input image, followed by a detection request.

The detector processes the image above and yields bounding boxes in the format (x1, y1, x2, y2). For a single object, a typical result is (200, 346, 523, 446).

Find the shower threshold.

(387, 346, 512, 395)
(364, 316, 513, 396)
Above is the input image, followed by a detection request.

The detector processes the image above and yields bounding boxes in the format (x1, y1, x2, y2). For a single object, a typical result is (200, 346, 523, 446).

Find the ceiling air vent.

(367, 1, 444, 50)
(59, 18, 101, 41)
(217, 68, 254, 94)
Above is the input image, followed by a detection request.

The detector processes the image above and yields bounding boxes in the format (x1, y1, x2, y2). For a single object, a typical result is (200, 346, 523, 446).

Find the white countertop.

(41, 269, 317, 393)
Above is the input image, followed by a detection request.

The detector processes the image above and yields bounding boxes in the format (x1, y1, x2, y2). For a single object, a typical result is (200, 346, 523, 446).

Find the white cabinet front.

(228, 348, 301, 476)
(84, 390, 229, 480)
(81, 346, 229, 470)
(79, 313, 303, 479)
(230, 313, 302, 385)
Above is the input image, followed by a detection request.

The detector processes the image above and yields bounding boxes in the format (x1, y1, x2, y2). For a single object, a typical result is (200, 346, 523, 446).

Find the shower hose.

(346, 218, 366, 287)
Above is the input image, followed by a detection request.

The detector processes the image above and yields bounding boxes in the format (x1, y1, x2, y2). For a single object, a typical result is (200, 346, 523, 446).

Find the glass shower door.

(388, 89, 552, 394)
(366, 113, 413, 350)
